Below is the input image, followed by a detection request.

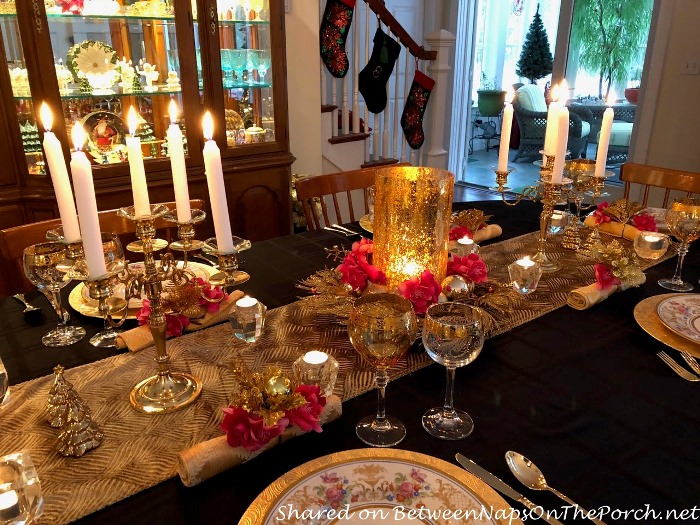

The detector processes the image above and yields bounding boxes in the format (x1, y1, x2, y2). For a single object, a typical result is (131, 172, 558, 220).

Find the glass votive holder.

(0, 452, 43, 524)
(634, 232, 670, 260)
(450, 236, 479, 258)
(548, 210, 568, 235)
(292, 350, 339, 398)
(508, 256, 543, 295)
(228, 296, 267, 343)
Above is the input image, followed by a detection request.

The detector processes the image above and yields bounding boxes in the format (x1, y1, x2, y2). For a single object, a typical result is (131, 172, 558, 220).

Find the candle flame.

(168, 99, 178, 124)
(202, 111, 214, 140)
(39, 102, 53, 131)
(550, 84, 560, 103)
(505, 88, 515, 104)
(606, 90, 616, 106)
(127, 106, 138, 135)
(71, 122, 86, 151)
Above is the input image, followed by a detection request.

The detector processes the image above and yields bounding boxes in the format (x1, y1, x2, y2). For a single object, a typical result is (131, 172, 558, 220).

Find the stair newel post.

(425, 29, 456, 169)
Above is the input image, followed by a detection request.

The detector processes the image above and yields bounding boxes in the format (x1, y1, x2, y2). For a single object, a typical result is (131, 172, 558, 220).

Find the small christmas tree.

(56, 396, 103, 457)
(47, 365, 77, 428)
(516, 5, 553, 84)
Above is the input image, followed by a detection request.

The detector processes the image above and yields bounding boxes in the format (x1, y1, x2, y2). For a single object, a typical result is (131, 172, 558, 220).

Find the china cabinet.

(0, 0, 292, 242)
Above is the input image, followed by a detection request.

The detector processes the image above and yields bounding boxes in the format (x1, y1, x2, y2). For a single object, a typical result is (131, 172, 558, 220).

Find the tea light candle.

(634, 232, 670, 260)
(235, 296, 258, 308)
(303, 350, 329, 365)
(549, 211, 568, 234)
(508, 256, 542, 295)
(0, 489, 20, 520)
(452, 236, 478, 257)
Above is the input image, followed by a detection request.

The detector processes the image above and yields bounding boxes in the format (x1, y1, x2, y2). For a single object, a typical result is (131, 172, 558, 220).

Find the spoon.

(506, 451, 606, 525)
(12, 293, 40, 313)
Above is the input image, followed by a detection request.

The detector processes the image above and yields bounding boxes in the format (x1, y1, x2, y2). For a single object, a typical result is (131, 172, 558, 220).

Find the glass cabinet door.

(1, 2, 46, 175)
(42, 0, 188, 165)
(194, 0, 277, 150)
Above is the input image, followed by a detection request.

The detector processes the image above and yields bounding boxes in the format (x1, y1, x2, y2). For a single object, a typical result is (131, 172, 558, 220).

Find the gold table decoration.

(163, 208, 207, 265)
(117, 204, 203, 414)
(372, 166, 454, 288)
(202, 236, 252, 288)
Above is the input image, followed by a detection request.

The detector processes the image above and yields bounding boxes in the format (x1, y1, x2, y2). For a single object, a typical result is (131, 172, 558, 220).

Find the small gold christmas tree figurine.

(47, 365, 78, 428)
(56, 395, 103, 457)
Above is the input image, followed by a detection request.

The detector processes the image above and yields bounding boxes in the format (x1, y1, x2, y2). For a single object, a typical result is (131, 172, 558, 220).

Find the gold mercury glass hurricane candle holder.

(117, 204, 202, 414)
(372, 166, 454, 289)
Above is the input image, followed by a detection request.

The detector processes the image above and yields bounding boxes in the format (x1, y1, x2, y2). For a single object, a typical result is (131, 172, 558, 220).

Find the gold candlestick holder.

(202, 236, 252, 288)
(86, 274, 128, 348)
(164, 209, 206, 266)
(492, 153, 568, 272)
(118, 204, 202, 414)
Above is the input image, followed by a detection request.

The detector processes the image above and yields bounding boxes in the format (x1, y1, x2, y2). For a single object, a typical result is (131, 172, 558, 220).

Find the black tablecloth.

(1, 201, 699, 524)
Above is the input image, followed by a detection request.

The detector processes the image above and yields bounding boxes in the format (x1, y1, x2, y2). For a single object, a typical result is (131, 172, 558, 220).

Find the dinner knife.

(455, 453, 564, 525)
(323, 226, 355, 237)
(331, 223, 361, 236)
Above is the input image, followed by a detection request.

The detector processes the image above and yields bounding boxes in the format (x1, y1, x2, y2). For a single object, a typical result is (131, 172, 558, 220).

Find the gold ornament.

(441, 275, 474, 301)
(56, 394, 103, 457)
(451, 209, 493, 233)
(47, 365, 80, 428)
(603, 199, 645, 224)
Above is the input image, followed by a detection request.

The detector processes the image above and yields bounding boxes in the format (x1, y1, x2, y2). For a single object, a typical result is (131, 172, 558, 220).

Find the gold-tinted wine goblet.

(658, 198, 700, 292)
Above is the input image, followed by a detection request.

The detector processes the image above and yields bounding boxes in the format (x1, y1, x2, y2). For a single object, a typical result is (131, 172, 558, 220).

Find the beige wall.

(285, 2, 322, 177)
(642, 0, 700, 171)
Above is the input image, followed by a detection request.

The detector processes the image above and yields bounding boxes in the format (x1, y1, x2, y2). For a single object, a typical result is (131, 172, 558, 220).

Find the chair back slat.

(0, 199, 204, 295)
(294, 164, 410, 231)
(620, 163, 700, 207)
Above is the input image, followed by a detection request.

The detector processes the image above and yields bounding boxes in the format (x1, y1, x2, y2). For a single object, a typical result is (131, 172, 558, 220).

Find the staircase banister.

(363, 0, 437, 61)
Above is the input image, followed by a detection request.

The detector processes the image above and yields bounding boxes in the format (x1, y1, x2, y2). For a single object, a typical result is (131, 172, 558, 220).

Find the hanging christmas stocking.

(320, 0, 356, 78)
(359, 28, 402, 113)
(400, 70, 435, 149)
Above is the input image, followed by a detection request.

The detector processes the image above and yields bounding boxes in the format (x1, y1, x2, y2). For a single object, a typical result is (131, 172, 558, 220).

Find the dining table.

(0, 199, 699, 524)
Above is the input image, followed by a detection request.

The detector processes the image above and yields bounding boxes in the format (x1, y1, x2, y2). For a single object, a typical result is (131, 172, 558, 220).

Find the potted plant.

(477, 73, 506, 117)
(624, 66, 641, 104)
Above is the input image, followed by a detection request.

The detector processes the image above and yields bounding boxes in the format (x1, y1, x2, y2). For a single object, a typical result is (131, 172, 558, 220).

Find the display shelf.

(218, 19, 269, 26)
(12, 85, 183, 101)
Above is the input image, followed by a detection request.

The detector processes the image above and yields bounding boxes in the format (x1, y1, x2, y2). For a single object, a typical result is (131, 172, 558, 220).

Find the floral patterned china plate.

(656, 294, 700, 345)
(240, 448, 521, 525)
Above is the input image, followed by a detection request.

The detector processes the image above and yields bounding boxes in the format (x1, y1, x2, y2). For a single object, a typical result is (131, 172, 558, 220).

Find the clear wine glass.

(421, 302, 484, 440)
(348, 293, 417, 447)
(255, 49, 271, 83)
(220, 49, 234, 88)
(22, 242, 86, 346)
(230, 49, 247, 83)
(659, 197, 700, 292)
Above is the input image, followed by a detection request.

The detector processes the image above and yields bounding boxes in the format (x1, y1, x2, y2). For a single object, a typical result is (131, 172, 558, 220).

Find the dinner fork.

(657, 351, 700, 382)
(680, 352, 700, 375)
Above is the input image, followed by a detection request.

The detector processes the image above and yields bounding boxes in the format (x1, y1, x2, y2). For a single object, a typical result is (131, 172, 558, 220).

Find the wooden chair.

(0, 199, 205, 295)
(620, 163, 700, 207)
(295, 164, 409, 231)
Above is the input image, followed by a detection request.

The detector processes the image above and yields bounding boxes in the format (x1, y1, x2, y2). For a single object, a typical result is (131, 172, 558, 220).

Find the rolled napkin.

(473, 224, 502, 243)
(583, 215, 641, 241)
(116, 290, 244, 351)
(177, 395, 342, 487)
(567, 273, 646, 310)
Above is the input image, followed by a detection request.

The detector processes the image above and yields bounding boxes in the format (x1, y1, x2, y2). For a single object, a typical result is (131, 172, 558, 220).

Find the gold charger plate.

(69, 261, 217, 320)
(240, 448, 522, 525)
(633, 294, 700, 358)
(359, 214, 373, 234)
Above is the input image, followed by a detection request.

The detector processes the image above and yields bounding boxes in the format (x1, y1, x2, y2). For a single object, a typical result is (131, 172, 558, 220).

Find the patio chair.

(512, 84, 592, 162)
(621, 163, 700, 206)
(0, 199, 204, 295)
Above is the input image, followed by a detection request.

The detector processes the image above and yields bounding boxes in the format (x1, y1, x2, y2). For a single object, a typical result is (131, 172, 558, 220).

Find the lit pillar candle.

(166, 100, 191, 222)
(125, 107, 151, 218)
(70, 124, 107, 278)
(497, 90, 514, 172)
(202, 112, 234, 253)
(40, 103, 81, 243)
(551, 106, 569, 184)
(595, 94, 615, 179)
(543, 84, 561, 158)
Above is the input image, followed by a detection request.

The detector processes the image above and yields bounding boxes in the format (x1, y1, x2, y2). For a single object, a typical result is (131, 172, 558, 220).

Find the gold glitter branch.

(451, 209, 493, 232)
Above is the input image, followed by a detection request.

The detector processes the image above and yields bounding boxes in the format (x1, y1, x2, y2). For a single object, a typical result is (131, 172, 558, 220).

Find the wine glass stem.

(443, 366, 457, 418)
(49, 288, 67, 329)
(671, 241, 689, 283)
(374, 368, 390, 429)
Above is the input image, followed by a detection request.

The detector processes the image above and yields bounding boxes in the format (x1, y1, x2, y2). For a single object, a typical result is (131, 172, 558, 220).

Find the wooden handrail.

(363, 0, 437, 61)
